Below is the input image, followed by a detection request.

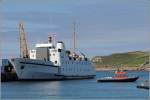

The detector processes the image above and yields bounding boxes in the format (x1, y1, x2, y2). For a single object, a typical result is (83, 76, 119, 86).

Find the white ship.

(8, 22, 95, 80)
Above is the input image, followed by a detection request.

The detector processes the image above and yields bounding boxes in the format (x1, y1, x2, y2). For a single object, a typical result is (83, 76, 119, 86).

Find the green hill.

(92, 51, 149, 68)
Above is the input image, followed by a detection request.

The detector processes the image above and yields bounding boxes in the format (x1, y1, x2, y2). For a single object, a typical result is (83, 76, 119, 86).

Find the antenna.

(52, 33, 56, 45)
(18, 21, 29, 58)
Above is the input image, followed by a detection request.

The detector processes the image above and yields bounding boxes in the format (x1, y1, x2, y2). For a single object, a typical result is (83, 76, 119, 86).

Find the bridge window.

(85, 58, 87, 61)
(58, 49, 61, 52)
(69, 57, 72, 60)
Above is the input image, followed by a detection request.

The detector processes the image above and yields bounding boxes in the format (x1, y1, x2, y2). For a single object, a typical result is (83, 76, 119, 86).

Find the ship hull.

(10, 58, 95, 80)
(18, 75, 95, 81)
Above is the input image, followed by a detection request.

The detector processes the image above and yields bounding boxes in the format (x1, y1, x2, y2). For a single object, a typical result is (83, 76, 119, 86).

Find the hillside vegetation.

(92, 51, 149, 68)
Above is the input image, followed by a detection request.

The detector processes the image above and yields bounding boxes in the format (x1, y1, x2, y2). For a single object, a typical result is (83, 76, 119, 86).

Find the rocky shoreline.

(95, 67, 150, 71)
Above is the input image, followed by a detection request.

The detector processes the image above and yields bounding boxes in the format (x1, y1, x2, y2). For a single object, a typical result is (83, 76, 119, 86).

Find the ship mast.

(73, 22, 76, 54)
(19, 22, 29, 58)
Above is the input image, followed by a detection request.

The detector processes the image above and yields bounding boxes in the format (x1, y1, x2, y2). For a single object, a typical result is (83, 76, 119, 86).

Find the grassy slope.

(92, 51, 149, 68)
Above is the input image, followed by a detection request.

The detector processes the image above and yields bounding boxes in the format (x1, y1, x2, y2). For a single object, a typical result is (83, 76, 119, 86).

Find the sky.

(1, 0, 149, 59)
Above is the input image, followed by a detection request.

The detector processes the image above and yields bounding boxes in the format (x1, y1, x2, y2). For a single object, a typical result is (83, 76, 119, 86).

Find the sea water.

(1, 71, 149, 100)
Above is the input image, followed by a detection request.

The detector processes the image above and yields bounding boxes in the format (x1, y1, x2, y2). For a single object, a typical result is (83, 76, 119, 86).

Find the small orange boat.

(97, 69, 139, 82)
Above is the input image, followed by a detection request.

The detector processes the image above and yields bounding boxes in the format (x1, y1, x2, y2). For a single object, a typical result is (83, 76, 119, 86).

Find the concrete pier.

(1, 72, 18, 82)
(1, 59, 18, 82)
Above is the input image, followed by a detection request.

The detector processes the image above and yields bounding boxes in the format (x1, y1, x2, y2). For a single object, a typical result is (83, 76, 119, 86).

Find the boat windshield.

(115, 71, 126, 75)
(113, 70, 127, 78)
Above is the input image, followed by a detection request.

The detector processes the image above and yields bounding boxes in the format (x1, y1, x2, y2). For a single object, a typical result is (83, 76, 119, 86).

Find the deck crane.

(18, 22, 29, 58)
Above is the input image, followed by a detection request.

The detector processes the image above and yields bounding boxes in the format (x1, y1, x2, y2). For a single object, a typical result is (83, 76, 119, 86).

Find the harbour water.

(1, 71, 149, 99)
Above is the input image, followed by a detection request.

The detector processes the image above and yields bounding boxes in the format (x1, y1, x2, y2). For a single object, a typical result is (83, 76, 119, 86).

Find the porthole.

(55, 61, 57, 64)
(20, 65, 24, 70)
